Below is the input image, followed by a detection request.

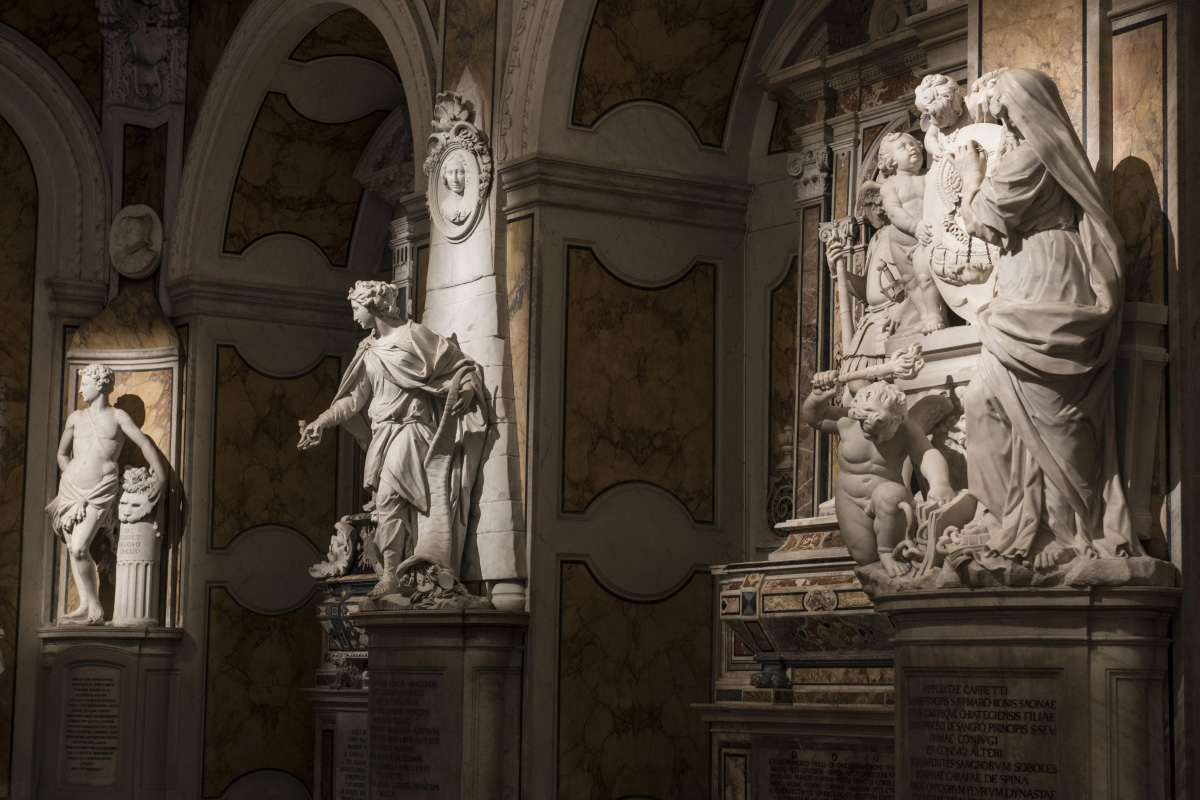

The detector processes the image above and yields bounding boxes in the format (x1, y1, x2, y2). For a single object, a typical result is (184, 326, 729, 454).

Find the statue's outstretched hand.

(298, 420, 323, 450)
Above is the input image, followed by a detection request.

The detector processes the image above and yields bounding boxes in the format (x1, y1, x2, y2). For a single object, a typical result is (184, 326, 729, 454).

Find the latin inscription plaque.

(62, 666, 121, 786)
(336, 712, 369, 800)
(754, 741, 894, 799)
(371, 670, 447, 799)
(905, 673, 1061, 800)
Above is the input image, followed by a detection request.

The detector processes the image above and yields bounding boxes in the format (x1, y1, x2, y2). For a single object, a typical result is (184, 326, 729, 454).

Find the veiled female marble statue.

(948, 68, 1138, 569)
(299, 281, 489, 608)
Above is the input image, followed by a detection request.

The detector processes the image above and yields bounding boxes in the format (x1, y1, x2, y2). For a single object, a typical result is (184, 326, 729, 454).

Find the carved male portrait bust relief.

(108, 204, 163, 279)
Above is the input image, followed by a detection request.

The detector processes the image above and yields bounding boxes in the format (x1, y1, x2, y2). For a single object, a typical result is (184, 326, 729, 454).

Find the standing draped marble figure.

(950, 68, 1138, 567)
(300, 281, 488, 596)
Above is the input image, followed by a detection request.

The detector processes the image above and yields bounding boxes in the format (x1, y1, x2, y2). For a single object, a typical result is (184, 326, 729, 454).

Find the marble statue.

(877, 132, 946, 333)
(803, 375, 954, 578)
(825, 183, 925, 394)
(299, 281, 490, 609)
(48, 363, 165, 625)
(913, 73, 1001, 322)
(112, 466, 162, 625)
(942, 67, 1141, 577)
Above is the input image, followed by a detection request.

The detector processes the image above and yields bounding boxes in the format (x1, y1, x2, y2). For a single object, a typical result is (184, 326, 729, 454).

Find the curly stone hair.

(914, 73, 964, 131)
(848, 381, 908, 424)
(347, 280, 403, 321)
(876, 132, 920, 178)
(79, 363, 115, 395)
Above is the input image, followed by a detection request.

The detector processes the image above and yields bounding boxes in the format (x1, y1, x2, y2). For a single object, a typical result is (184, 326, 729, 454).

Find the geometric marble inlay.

(562, 248, 715, 521)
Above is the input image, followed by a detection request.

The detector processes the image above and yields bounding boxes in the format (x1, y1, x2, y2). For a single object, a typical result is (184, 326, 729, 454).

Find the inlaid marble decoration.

(211, 347, 339, 550)
(443, 0, 497, 135)
(981, 0, 1083, 135)
(558, 562, 712, 798)
(834, 151, 851, 219)
(769, 104, 805, 154)
(186, 0, 256, 142)
(506, 216, 533, 504)
(572, 0, 766, 146)
(0, 0, 103, 117)
(426, 0, 442, 34)
(562, 248, 715, 521)
(289, 9, 400, 76)
(416, 244, 430, 319)
(860, 72, 920, 111)
(123, 124, 168, 214)
(768, 257, 798, 525)
(223, 93, 388, 267)
(71, 280, 178, 351)
(1112, 20, 1166, 305)
(0, 114, 36, 797)
(202, 588, 321, 797)
(794, 206, 821, 518)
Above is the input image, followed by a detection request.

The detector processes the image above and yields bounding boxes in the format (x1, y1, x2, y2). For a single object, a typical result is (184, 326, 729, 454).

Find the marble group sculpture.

(299, 280, 490, 609)
(809, 68, 1160, 591)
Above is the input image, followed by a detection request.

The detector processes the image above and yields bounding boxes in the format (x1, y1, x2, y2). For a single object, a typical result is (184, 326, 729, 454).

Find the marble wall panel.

(572, 0, 766, 147)
(223, 93, 388, 267)
(860, 73, 920, 112)
(981, 0, 1084, 135)
(123, 124, 168, 215)
(562, 249, 715, 521)
(769, 104, 805, 155)
(1112, 20, 1166, 304)
(211, 347, 339, 550)
(0, 0, 102, 118)
(71, 280, 178, 351)
(834, 151, 851, 219)
(557, 562, 712, 798)
(289, 9, 399, 76)
(442, 0, 497, 135)
(427, 0, 442, 34)
(768, 257, 798, 528)
(794, 206, 821, 518)
(0, 115, 36, 798)
(202, 588, 321, 797)
(186, 0, 256, 143)
(416, 244, 430, 320)
(506, 216, 533, 504)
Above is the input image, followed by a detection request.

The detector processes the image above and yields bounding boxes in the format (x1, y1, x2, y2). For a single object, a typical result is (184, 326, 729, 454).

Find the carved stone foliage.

(788, 146, 832, 205)
(97, 0, 187, 111)
(423, 92, 493, 242)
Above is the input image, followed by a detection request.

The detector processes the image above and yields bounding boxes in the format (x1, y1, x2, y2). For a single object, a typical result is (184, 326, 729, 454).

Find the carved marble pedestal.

(303, 687, 369, 800)
(703, 524, 897, 799)
(874, 587, 1178, 800)
(352, 610, 526, 799)
(36, 627, 183, 799)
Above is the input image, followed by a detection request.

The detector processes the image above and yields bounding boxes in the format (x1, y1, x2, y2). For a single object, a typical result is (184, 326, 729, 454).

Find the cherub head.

(118, 466, 159, 523)
(79, 363, 115, 403)
(878, 132, 923, 177)
(848, 381, 908, 443)
(441, 152, 468, 197)
(965, 68, 1009, 126)
(347, 280, 403, 326)
(915, 74, 965, 132)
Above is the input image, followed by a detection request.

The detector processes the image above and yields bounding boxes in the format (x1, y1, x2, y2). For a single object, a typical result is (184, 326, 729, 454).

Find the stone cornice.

(498, 155, 751, 231)
(166, 278, 356, 330)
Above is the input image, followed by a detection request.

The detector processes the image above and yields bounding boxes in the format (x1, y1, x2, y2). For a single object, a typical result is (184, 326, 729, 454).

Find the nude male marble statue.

(47, 363, 165, 625)
(299, 281, 490, 609)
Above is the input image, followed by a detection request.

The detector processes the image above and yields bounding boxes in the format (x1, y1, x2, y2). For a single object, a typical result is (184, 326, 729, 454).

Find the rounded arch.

(0, 24, 109, 287)
(171, 0, 436, 283)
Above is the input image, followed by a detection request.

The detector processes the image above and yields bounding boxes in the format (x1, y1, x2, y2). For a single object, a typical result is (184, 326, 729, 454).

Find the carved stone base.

(351, 610, 526, 798)
(874, 586, 1179, 800)
(302, 687, 368, 800)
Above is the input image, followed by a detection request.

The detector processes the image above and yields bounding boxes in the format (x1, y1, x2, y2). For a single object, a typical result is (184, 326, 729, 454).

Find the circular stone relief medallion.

(428, 142, 486, 243)
(108, 204, 163, 279)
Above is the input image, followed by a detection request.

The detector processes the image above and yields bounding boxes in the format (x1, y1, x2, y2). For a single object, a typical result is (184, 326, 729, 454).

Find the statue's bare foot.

(879, 552, 911, 578)
(86, 604, 105, 625)
(368, 574, 400, 597)
(922, 317, 946, 334)
(60, 604, 90, 622)
(1032, 542, 1076, 571)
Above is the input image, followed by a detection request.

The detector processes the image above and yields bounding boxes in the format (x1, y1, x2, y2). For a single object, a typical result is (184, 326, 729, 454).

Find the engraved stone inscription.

(756, 744, 894, 799)
(906, 673, 1061, 799)
(372, 671, 446, 799)
(62, 666, 121, 786)
(336, 713, 369, 800)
